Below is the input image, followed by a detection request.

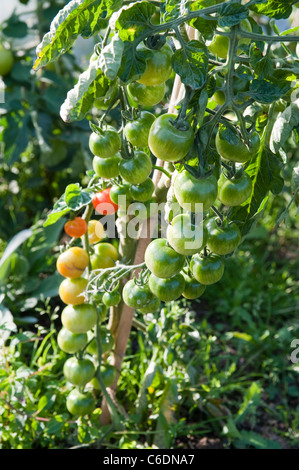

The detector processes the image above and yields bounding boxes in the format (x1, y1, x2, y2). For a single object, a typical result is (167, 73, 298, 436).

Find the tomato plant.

(33, 0, 298, 430)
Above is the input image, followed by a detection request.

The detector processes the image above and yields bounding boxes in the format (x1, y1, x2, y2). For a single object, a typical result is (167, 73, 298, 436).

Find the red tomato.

(92, 188, 118, 215)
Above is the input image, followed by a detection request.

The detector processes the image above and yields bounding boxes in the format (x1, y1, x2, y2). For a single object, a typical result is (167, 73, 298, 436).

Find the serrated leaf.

(249, 79, 290, 104)
(190, 17, 217, 40)
(230, 139, 284, 235)
(98, 33, 124, 80)
(172, 40, 209, 90)
(250, 0, 297, 20)
(43, 195, 70, 227)
(113, 0, 155, 42)
(218, 2, 248, 28)
(270, 99, 299, 155)
(117, 41, 147, 83)
(64, 183, 92, 210)
(34, 0, 122, 70)
(60, 59, 98, 122)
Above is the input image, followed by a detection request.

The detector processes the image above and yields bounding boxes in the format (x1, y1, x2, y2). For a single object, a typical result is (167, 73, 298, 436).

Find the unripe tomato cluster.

(53, 32, 262, 417)
(55, 218, 119, 416)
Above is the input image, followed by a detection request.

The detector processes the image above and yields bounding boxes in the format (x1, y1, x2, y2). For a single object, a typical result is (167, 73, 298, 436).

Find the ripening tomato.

(57, 327, 88, 354)
(66, 388, 96, 416)
(56, 247, 89, 279)
(94, 242, 118, 261)
(88, 219, 105, 244)
(61, 303, 97, 333)
(59, 277, 88, 305)
(93, 188, 119, 215)
(64, 217, 87, 238)
(137, 43, 173, 86)
(90, 253, 115, 270)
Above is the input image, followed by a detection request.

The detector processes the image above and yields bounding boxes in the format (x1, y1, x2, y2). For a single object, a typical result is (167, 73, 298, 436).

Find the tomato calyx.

(144, 34, 167, 51)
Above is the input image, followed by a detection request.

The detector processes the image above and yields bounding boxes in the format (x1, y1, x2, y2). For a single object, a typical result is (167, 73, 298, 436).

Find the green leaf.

(34, 0, 122, 70)
(0, 230, 32, 274)
(43, 195, 70, 227)
(64, 183, 92, 210)
(60, 59, 100, 122)
(250, 0, 297, 20)
(0, 303, 17, 347)
(250, 49, 274, 80)
(190, 16, 217, 41)
(236, 382, 262, 423)
(249, 79, 290, 104)
(98, 33, 124, 80)
(117, 41, 147, 83)
(172, 40, 209, 90)
(230, 139, 284, 235)
(113, 0, 155, 42)
(235, 430, 281, 449)
(3, 113, 31, 164)
(2, 16, 28, 38)
(270, 99, 299, 156)
(218, 2, 248, 28)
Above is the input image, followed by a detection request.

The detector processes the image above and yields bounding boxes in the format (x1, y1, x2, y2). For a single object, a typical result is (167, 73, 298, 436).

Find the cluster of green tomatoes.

(53, 28, 261, 417)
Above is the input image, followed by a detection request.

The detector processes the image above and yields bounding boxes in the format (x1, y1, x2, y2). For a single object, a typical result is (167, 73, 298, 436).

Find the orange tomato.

(56, 247, 89, 278)
(59, 277, 88, 305)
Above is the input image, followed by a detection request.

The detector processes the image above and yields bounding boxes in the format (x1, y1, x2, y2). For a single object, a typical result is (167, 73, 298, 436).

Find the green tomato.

(148, 273, 185, 302)
(86, 330, 114, 356)
(119, 150, 152, 184)
(144, 238, 185, 279)
(110, 183, 133, 207)
(89, 128, 121, 158)
(66, 389, 96, 416)
(127, 81, 166, 107)
(130, 178, 155, 202)
(137, 43, 173, 86)
(206, 218, 241, 255)
(100, 364, 117, 387)
(218, 171, 252, 206)
(102, 290, 122, 307)
(216, 125, 260, 163)
(57, 327, 88, 354)
(148, 113, 194, 163)
(0, 46, 14, 76)
(166, 213, 208, 256)
(122, 279, 154, 309)
(213, 89, 226, 105)
(137, 296, 161, 314)
(92, 153, 122, 179)
(63, 357, 95, 387)
(208, 33, 229, 59)
(173, 170, 218, 213)
(190, 254, 225, 285)
(61, 304, 97, 334)
(124, 111, 155, 148)
(182, 272, 206, 300)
